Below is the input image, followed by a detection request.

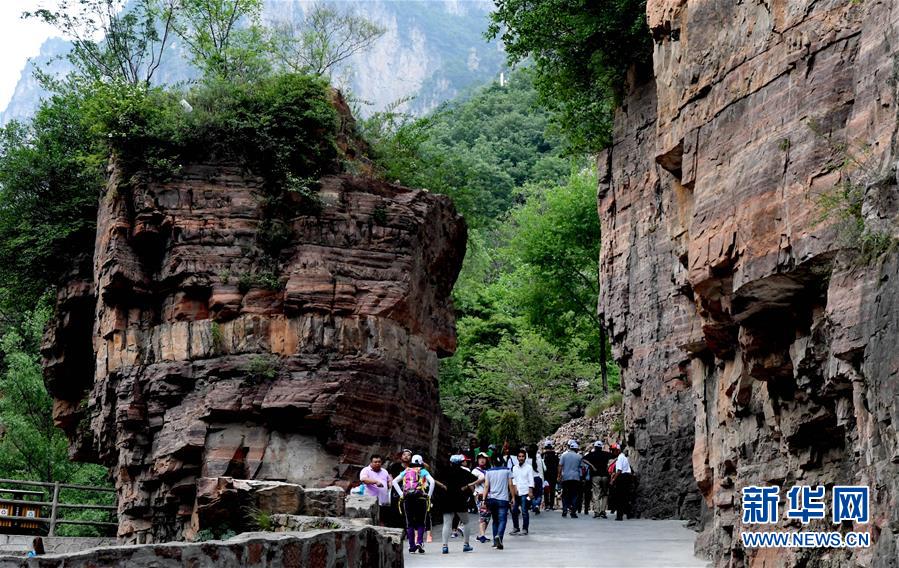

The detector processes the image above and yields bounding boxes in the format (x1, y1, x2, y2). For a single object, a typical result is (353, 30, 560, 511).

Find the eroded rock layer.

(42, 164, 465, 543)
(600, 1, 898, 565)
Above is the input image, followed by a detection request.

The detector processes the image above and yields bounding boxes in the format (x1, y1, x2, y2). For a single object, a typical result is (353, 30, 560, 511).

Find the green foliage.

(817, 181, 897, 265)
(0, 301, 112, 535)
(0, 88, 103, 314)
(243, 505, 273, 531)
(196, 525, 237, 541)
(362, 69, 572, 226)
(809, 120, 898, 265)
(488, 0, 651, 152)
(237, 271, 282, 294)
(86, 73, 338, 187)
(210, 322, 225, 353)
(372, 204, 389, 226)
(495, 410, 522, 445)
(476, 410, 500, 445)
(172, 0, 269, 81)
(269, 2, 386, 78)
(585, 391, 623, 418)
(504, 170, 602, 355)
(25, 0, 175, 85)
(243, 354, 280, 381)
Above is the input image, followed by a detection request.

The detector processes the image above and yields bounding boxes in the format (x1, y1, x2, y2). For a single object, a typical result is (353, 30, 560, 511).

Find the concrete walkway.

(403, 509, 709, 568)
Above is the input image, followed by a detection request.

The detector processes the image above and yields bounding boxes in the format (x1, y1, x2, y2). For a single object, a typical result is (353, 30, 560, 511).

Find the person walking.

(359, 454, 393, 524)
(472, 452, 491, 543)
(584, 441, 614, 518)
(607, 443, 621, 517)
(392, 454, 435, 553)
(509, 449, 535, 535)
(440, 455, 478, 554)
(541, 441, 559, 510)
(482, 456, 514, 550)
(500, 442, 515, 470)
(528, 443, 544, 514)
(557, 440, 583, 518)
(611, 446, 634, 521)
(386, 449, 413, 531)
(579, 452, 592, 516)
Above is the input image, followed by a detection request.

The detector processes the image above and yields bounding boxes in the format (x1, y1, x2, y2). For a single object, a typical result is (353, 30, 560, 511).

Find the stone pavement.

(404, 509, 710, 567)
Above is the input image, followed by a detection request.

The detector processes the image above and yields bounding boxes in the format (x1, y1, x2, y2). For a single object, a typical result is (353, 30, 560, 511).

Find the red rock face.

(42, 164, 465, 543)
(600, 1, 898, 565)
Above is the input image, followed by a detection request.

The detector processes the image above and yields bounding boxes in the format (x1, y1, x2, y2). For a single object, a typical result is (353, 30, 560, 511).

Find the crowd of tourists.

(356, 438, 636, 555)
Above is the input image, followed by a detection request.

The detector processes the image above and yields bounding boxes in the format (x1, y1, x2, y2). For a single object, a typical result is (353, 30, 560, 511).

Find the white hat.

(449, 454, 463, 464)
(411, 454, 424, 465)
(594, 441, 604, 448)
(568, 440, 579, 449)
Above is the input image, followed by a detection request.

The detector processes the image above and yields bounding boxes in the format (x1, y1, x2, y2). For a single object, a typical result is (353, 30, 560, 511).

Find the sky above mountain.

(0, 1, 57, 111)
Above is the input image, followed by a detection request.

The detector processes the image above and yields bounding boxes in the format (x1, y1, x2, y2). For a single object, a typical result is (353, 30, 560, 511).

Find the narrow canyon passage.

(403, 511, 707, 567)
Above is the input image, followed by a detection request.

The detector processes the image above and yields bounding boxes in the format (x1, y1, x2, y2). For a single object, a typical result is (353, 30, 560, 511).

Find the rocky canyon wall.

(599, 0, 899, 565)
(41, 161, 465, 543)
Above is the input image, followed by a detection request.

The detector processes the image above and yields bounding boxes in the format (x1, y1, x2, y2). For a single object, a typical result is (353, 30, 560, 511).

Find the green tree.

(488, 0, 651, 152)
(476, 409, 499, 446)
(0, 303, 105, 484)
(496, 410, 522, 446)
(363, 68, 571, 225)
(503, 169, 610, 389)
(26, 0, 176, 85)
(269, 2, 386, 78)
(0, 88, 103, 315)
(172, 0, 267, 80)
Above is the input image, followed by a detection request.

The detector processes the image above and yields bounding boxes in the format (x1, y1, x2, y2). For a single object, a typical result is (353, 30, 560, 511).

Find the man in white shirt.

(509, 449, 535, 535)
(610, 447, 634, 521)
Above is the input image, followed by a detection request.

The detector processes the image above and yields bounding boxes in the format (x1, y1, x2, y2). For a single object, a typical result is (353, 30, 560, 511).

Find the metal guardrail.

(0, 478, 116, 536)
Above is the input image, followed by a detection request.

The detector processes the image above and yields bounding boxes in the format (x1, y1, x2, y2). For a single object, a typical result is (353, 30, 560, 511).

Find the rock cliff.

(599, 1, 899, 565)
(41, 160, 465, 543)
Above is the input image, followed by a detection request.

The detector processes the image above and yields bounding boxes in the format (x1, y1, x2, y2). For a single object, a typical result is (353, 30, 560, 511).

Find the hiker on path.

(501, 442, 515, 469)
(473, 452, 491, 543)
(387, 449, 413, 530)
(541, 441, 559, 510)
(528, 443, 544, 514)
(607, 443, 621, 517)
(578, 451, 592, 516)
(584, 441, 614, 518)
(610, 446, 634, 521)
(510, 449, 535, 535)
(558, 440, 583, 518)
(392, 454, 436, 553)
(482, 456, 515, 550)
(359, 454, 393, 524)
(439, 454, 478, 554)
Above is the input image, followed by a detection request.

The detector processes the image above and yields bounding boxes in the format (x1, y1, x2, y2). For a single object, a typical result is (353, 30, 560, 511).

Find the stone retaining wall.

(0, 527, 401, 568)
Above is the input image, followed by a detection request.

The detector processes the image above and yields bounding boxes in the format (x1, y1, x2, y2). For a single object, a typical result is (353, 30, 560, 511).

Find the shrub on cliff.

(85, 73, 339, 186)
(488, 0, 652, 152)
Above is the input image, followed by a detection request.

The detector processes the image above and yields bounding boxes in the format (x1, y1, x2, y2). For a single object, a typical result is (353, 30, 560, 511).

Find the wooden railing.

(0, 478, 116, 536)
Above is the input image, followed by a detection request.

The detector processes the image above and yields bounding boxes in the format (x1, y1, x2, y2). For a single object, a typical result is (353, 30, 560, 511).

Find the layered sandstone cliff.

(41, 160, 465, 543)
(600, 1, 898, 565)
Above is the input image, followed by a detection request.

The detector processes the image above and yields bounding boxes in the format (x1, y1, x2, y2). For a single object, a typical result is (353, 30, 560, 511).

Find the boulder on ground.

(304, 486, 346, 517)
(345, 494, 379, 524)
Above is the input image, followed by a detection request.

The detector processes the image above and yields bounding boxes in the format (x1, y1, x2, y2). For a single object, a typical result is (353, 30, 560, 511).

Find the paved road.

(403, 509, 709, 568)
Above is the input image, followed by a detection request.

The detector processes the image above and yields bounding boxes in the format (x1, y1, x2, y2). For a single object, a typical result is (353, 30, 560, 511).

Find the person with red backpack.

(391, 454, 435, 553)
